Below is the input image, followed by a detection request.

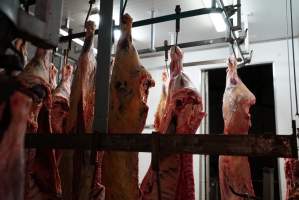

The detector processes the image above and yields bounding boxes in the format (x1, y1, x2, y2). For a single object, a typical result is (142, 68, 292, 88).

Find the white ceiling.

(62, 0, 299, 51)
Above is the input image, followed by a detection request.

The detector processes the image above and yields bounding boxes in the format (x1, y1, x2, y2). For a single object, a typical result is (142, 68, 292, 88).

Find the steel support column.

(93, 0, 113, 134)
(150, 9, 155, 51)
(263, 168, 274, 200)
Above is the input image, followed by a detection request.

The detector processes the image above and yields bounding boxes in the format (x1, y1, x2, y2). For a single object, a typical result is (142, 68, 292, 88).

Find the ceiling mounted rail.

(59, 7, 223, 42)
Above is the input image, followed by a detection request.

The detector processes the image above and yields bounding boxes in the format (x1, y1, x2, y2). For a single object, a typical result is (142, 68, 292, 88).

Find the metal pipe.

(263, 168, 274, 200)
(59, 8, 223, 42)
(138, 37, 231, 55)
(175, 5, 181, 48)
(92, 0, 113, 162)
(133, 7, 222, 28)
(236, 0, 241, 30)
(290, 0, 299, 115)
(212, 0, 216, 8)
(150, 9, 155, 51)
(119, 0, 123, 26)
(120, 0, 128, 17)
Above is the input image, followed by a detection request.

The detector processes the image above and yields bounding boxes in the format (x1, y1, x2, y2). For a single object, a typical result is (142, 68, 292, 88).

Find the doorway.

(207, 63, 278, 200)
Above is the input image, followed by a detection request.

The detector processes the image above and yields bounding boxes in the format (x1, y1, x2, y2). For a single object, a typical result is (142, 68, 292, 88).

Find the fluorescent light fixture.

(89, 14, 100, 27)
(202, 0, 227, 32)
(114, 29, 121, 41)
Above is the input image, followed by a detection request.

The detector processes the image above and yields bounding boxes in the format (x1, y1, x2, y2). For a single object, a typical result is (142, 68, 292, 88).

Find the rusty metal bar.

(25, 133, 297, 158)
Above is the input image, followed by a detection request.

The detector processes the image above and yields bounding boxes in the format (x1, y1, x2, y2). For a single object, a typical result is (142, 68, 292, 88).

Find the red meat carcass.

(66, 21, 104, 200)
(18, 48, 62, 199)
(141, 46, 205, 200)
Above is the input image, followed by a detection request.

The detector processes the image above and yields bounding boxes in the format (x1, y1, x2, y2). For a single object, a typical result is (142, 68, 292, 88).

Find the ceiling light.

(202, 0, 227, 32)
(89, 14, 100, 27)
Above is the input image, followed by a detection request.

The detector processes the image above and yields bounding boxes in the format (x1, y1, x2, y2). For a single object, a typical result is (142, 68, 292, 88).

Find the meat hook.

(121, 0, 128, 17)
(164, 40, 169, 77)
(84, 0, 96, 27)
(175, 5, 181, 52)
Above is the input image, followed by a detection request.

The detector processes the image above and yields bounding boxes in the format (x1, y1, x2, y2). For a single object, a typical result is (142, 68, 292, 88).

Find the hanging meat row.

(0, 12, 297, 200)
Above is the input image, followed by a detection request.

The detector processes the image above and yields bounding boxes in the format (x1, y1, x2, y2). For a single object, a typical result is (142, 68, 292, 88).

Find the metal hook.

(121, 0, 128, 17)
(68, 28, 72, 51)
(164, 40, 169, 77)
(84, 0, 96, 27)
(175, 5, 181, 50)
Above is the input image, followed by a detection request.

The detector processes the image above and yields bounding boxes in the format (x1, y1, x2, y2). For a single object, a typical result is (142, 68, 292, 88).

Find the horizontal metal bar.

(184, 58, 226, 67)
(131, 8, 222, 28)
(59, 8, 223, 42)
(25, 133, 297, 158)
(138, 37, 231, 55)
(142, 59, 227, 71)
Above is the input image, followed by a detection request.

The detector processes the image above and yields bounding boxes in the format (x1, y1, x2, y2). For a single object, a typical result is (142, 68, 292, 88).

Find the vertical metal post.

(206, 155, 210, 200)
(119, 0, 124, 26)
(236, 0, 241, 30)
(212, 0, 216, 8)
(150, 9, 155, 51)
(263, 168, 274, 200)
(93, 0, 113, 133)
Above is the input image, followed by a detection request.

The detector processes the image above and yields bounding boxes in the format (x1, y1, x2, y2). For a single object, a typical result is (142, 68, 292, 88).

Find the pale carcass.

(101, 14, 155, 200)
(219, 56, 256, 200)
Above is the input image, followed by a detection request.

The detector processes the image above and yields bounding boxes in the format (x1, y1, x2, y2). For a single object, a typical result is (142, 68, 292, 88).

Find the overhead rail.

(58, 1, 250, 65)
(59, 7, 223, 42)
(138, 37, 233, 55)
